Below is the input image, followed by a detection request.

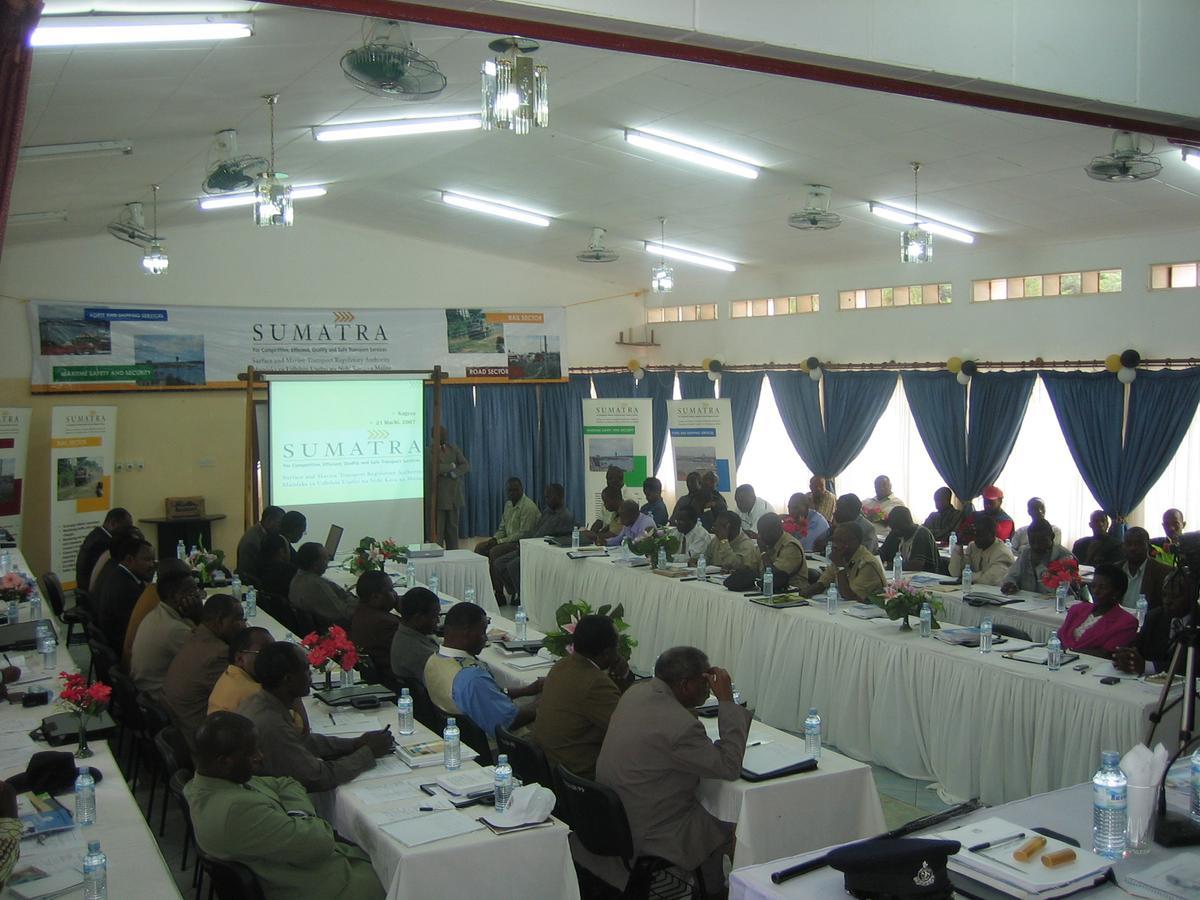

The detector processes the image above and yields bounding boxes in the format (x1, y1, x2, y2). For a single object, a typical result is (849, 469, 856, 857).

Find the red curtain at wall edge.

(0, 0, 42, 264)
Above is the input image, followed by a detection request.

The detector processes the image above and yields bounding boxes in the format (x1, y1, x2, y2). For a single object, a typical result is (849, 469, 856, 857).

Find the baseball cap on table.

(981, 485, 1004, 501)
(826, 837, 960, 898)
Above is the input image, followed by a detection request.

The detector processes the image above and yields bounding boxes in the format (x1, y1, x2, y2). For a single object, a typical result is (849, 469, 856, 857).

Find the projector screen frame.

(239, 365, 445, 544)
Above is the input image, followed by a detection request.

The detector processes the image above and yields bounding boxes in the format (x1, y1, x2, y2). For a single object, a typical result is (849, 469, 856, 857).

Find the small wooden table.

(139, 514, 227, 559)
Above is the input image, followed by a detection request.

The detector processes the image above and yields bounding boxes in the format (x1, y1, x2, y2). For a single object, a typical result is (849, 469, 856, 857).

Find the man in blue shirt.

(641, 477, 669, 526)
(607, 500, 657, 548)
(424, 603, 543, 737)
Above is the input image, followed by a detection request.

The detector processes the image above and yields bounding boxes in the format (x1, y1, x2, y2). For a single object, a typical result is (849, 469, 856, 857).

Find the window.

(647, 303, 718, 323)
(839, 283, 951, 310)
(972, 269, 1121, 302)
(731, 294, 819, 318)
(736, 377, 805, 513)
(1140, 402, 1200, 535)
(1151, 262, 1199, 290)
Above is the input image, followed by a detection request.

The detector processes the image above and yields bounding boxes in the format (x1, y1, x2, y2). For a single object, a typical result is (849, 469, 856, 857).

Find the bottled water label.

(464, 585, 476, 604)
(961, 566, 973, 593)
(826, 585, 838, 615)
(763, 569, 774, 598)
(571, 527, 580, 549)
(397, 694, 414, 735)
(696, 555, 706, 582)
(428, 573, 439, 594)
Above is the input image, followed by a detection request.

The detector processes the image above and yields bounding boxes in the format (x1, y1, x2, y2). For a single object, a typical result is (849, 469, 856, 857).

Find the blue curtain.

(902, 371, 968, 499)
(678, 372, 716, 400)
(424, 384, 476, 539)
(1117, 368, 1200, 515)
(635, 369, 675, 475)
(540, 375, 591, 525)
(469, 385, 540, 536)
(591, 372, 634, 398)
(823, 371, 897, 478)
(965, 371, 1036, 501)
(720, 371, 764, 464)
(767, 371, 826, 476)
(1042, 371, 1124, 516)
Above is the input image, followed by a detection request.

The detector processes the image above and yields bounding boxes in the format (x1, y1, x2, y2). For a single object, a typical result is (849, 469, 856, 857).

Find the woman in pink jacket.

(1060, 565, 1138, 657)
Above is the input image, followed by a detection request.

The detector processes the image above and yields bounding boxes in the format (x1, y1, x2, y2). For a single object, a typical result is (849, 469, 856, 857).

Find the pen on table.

(745, 740, 769, 748)
(968, 832, 1025, 853)
(418, 806, 436, 812)
(328, 712, 337, 725)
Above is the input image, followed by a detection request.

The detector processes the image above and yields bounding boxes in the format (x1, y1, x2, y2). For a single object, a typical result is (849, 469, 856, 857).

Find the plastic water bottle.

(464, 585, 477, 605)
(979, 617, 993, 653)
(803, 708, 822, 759)
(230, 575, 242, 601)
(82, 840, 107, 900)
(961, 563, 973, 594)
(405, 560, 417, 588)
(571, 526, 580, 549)
(696, 553, 707, 583)
(40, 636, 57, 672)
(29, 593, 42, 622)
(428, 572, 439, 595)
(1092, 750, 1128, 859)
(1190, 747, 1200, 821)
(1056, 584, 1068, 615)
(397, 689, 414, 735)
(244, 587, 257, 618)
(189, 544, 198, 557)
(443, 717, 461, 770)
(75, 767, 96, 826)
(892, 555, 903, 582)
(176, 540, 186, 560)
(514, 606, 528, 641)
(657, 547, 667, 568)
(6, 598, 16, 624)
(763, 568, 774, 599)
(731, 683, 742, 705)
(494, 754, 514, 812)
(919, 602, 932, 637)
(825, 584, 838, 615)
(1047, 631, 1063, 671)
(0, 550, 8, 574)
(948, 532, 958, 554)
(1135, 594, 1148, 629)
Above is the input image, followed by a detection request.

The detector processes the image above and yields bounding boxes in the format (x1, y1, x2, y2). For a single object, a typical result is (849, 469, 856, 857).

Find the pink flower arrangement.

(0, 572, 36, 605)
(301, 625, 358, 672)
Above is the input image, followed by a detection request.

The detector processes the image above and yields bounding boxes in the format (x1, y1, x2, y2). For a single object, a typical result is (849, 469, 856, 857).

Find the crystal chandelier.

(900, 161, 931, 263)
(651, 217, 674, 293)
(254, 94, 293, 227)
(141, 184, 168, 274)
(481, 37, 548, 135)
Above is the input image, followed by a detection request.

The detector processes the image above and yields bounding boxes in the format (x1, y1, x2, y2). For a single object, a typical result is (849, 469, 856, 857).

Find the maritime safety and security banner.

(27, 301, 568, 392)
(666, 398, 736, 507)
(0, 408, 31, 546)
(49, 406, 117, 589)
(582, 398, 652, 523)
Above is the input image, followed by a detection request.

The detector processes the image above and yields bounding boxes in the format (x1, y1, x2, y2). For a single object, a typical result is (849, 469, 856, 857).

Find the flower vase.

(339, 666, 355, 688)
(898, 615, 912, 632)
(324, 669, 333, 691)
(75, 713, 93, 759)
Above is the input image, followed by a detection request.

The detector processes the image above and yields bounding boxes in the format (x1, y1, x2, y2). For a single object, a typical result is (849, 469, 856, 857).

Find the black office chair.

(86, 639, 118, 688)
(153, 727, 194, 837)
(495, 725, 553, 789)
(555, 765, 704, 900)
(395, 677, 438, 731)
(992, 622, 1033, 642)
(435, 709, 493, 766)
(254, 590, 286, 622)
(197, 850, 267, 900)
(37, 572, 88, 645)
(108, 669, 153, 792)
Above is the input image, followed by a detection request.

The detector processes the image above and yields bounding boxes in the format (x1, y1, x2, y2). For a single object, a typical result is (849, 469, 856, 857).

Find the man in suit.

(534, 615, 633, 780)
(280, 511, 307, 562)
(1114, 566, 1198, 675)
(289, 543, 355, 627)
(235, 505, 284, 582)
(1119, 527, 1172, 610)
(349, 571, 400, 681)
(596, 646, 749, 896)
(94, 532, 156, 650)
(184, 712, 385, 900)
(163, 594, 247, 746)
(428, 426, 469, 550)
(74, 507, 131, 596)
(1072, 510, 1123, 567)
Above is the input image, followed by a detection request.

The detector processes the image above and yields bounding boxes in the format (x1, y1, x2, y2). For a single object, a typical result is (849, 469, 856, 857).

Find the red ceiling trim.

(272, 0, 1200, 144)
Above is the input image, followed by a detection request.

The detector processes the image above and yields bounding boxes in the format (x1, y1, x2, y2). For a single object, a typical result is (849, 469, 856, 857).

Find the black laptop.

(0, 619, 59, 652)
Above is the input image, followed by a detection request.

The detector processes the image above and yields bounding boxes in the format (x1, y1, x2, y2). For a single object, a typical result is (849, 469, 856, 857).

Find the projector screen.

(268, 377, 425, 551)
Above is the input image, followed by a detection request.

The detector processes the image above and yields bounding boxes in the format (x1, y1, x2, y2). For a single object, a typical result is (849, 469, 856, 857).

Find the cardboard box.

(165, 496, 205, 519)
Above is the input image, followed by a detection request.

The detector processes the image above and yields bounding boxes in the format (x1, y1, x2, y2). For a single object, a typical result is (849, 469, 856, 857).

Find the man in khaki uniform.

(756, 513, 807, 589)
(805, 523, 886, 602)
(706, 511, 763, 574)
(806, 475, 837, 523)
(428, 426, 469, 550)
(948, 515, 1014, 586)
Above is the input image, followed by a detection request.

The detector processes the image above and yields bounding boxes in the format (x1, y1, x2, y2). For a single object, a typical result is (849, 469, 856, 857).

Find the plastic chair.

(495, 725, 554, 789)
(992, 622, 1033, 642)
(37, 572, 88, 645)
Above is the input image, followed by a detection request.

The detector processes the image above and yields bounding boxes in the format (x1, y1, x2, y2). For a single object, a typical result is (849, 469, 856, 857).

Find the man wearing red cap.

(956, 485, 1015, 544)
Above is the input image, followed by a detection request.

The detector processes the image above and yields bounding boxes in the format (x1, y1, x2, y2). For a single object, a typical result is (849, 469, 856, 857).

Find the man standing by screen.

(428, 426, 470, 550)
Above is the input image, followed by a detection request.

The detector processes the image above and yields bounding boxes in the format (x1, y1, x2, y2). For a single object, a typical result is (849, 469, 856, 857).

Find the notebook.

(435, 766, 495, 796)
(1004, 646, 1080, 666)
(740, 742, 817, 782)
(17, 792, 74, 838)
(381, 810, 485, 847)
(1125, 852, 1200, 899)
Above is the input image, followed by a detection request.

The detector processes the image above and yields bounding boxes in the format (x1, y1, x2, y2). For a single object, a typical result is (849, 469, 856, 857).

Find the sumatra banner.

(49, 406, 117, 588)
(666, 398, 736, 508)
(0, 407, 31, 546)
(582, 398, 653, 523)
(27, 301, 568, 392)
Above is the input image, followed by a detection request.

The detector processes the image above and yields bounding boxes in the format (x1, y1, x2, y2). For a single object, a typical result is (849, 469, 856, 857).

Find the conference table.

(0, 550, 182, 899)
(326, 549, 499, 615)
(520, 540, 1178, 806)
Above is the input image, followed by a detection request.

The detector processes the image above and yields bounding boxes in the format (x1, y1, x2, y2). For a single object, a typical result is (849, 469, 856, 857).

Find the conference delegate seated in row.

(1000, 520, 1073, 595)
(290, 543, 356, 626)
(641, 477, 668, 526)
(258, 533, 299, 599)
(948, 516, 1015, 585)
(803, 523, 887, 602)
(1058, 565, 1138, 658)
(130, 570, 204, 701)
(922, 488, 962, 545)
(782, 493, 829, 553)
(860, 475, 904, 535)
(879, 507, 939, 573)
(349, 571, 400, 679)
(1071, 510, 1124, 567)
(240, 643, 393, 792)
(1151, 508, 1187, 565)
(670, 471, 704, 524)
(122, 557, 191, 669)
(163, 594, 248, 746)
(475, 477, 540, 605)
(424, 603, 544, 739)
(957, 485, 1016, 545)
(830, 494, 879, 556)
(605, 499, 655, 549)
(585, 486, 624, 544)
(496, 482, 575, 599)
(1120, 527, 1172, 610)
(75, 506, 131, 598)
(733, 484, 772, 539)
(94, 531, 156, 651)
(86, 523, 145, 597)
(596, 646, 750, 898)
(389, 588, 441, 683)
(236, 505, 284, 581)
(184, 712, 386, 900)
(706, 511, 763, 574)
(805, 475, 837, 524)
(1010, 497, 1063, 554)
(755, 513, 806, 589)
(1114, 566, 1199, 675)
(675, 503, 713, 561)
(533, 615, 633, 780)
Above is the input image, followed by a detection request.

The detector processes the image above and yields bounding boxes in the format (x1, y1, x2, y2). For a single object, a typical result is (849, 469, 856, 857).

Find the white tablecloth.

(327, 550, 499, 615)
(935, 583, 1069, 643)
(521, 541, 1177, 806)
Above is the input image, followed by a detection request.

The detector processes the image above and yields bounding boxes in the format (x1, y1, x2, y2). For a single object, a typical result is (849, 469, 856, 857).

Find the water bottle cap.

(446, 717, 456, 725)
(400, 688, 409, 697)
(808, 707, 818, 715)
(1100, 750, 1120, 767)
(88, 840, 101, 852)
(497, 754, 508, 764)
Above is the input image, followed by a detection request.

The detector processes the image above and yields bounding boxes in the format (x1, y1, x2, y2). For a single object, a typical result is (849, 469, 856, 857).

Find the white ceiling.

(9, 1, 1200, 290)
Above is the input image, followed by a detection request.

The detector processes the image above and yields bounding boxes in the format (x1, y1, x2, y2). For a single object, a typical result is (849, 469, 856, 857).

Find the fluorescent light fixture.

(313, 114, 481, 143)
(1183, 149, 1200, 171)
(440, 192, 551, 227)
(10, 210, 67, 224)
(868, 202, 975, 244)
(198, 185, 326, 210)
(20, 140, 132, 160)
(32, 14, 253, 47)
(624, 129, 759, 179)
(643, 241, 737, 272)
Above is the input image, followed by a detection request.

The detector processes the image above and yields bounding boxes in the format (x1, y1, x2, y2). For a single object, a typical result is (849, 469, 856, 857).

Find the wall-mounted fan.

(202, 129, 268, 195)
(341, 19, 447, 100)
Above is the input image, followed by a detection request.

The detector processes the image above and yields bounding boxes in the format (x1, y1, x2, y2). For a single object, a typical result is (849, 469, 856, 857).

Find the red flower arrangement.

(782, 515, 809, 538)
(301, 626, 358, 672)
(1041, 558, 1081, 591)
(58, 671, 112, 717)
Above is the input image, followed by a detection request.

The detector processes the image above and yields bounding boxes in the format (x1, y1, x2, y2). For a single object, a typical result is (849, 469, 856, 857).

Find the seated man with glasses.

(208, 626, 308, 735)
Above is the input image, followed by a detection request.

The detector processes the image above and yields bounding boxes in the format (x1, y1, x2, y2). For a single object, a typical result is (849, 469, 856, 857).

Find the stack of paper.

(1126, 851, 1200, 899)
(395, 738, 448, 769)
(436, 766, 495, 797)
(842, 603, 886, 620)
(381, 810, 485, 847)
(1005, 647, 1080, 666)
